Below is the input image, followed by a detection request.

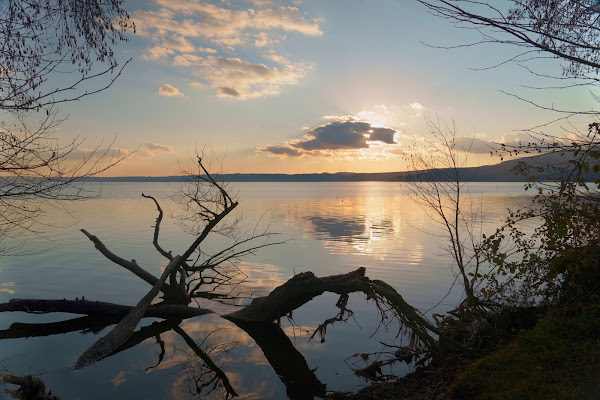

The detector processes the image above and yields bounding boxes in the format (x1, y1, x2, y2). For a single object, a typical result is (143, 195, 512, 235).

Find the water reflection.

(269, 183, 533, 264)
(0, 282, 16, 294)
(0, 314, 326, 400)
(0, 182, 538, 399)
(303, 215, 395, 245)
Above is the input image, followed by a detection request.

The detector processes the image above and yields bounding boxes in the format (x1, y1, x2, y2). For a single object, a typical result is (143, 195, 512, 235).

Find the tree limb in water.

(0, 315, 118, 339)
(80, 228, 175, 297)
(74, 256, 182, 369)
(1, 268, 440, 369)
(0, 299, 212, 320)
(224, 267, 439, 350)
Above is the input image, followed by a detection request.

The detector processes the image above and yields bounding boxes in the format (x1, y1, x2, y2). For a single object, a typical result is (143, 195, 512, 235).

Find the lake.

(0, 182, 534, 399)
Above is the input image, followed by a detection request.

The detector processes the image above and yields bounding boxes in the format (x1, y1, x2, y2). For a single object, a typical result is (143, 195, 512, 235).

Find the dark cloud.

(293, 121, 398, 151)
(214, 57, 272, 76)
(368, 127, 397, 144)
(218, 86, 242, 97)
(294, 122, 367, 151)
(257, 120, 400, 157)
(258, 144, 302, 157)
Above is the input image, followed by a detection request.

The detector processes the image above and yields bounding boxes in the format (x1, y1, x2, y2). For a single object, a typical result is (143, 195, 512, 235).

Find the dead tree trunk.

(224, 267, 439, 350)
(0, 299, 212, 320)
(74, 256, 182, 369)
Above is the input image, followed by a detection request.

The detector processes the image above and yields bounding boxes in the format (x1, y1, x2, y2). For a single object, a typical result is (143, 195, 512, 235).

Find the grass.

(449, 302, 600, 400)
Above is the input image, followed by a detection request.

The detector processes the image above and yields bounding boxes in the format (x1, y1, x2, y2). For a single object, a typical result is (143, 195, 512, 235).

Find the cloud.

(368, 127, 397, 144)
(409, 102, 424, 111)
(218, 86, 242, 97)
(162, 35, 195, 52)
(141, 46, 174, 61)
(451, 136, 500, 154)
(135, 2, 321, 47)
(158, 83, 184, 97)
(111, 371, 130, 387)
(252, 6, 322, 35)
(144, 142, 174, 152)
(198, 46, 218, 53)
(71, 143, 173, 160)
(137, 142, 175, 157)
(254, 31, 282, 47)
(199, 56, 309, 99)
(68, 147, 131, 160)
(258, 144, 302, 157)
(135, 1, 321, 99)
(294, 121, 396, 151)
(246, 0, 273, 6)
(172, 54, 203, 67)
(446, 133, 550, 155)
(257, 120, 401, 157)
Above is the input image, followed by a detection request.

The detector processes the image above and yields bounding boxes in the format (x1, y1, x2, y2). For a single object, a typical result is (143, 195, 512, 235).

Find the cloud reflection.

(0, 282, 16, 294)
(276, 193, 404, 259)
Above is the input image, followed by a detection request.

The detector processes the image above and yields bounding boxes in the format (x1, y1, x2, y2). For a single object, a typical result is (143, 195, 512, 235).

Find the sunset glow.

(48, 0, 591, 176)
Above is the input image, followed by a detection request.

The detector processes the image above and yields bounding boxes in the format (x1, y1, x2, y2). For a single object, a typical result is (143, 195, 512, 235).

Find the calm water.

(0, 182, 533, 399)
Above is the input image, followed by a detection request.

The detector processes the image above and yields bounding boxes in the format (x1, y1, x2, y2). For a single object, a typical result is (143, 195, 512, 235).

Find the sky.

(52, 0, 593, 176)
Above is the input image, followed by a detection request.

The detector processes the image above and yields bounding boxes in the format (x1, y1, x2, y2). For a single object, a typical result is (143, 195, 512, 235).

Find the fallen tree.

(0, 156, 444, 398)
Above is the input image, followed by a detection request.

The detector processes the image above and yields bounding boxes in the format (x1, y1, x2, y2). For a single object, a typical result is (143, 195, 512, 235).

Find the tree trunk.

(74, 256, 182, 369)
(0, 299, 212, 320)
(224, 268, 439, 350)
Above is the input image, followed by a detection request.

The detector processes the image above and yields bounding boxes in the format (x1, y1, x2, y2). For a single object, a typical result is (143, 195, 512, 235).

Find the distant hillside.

(84, 152, 595, 183)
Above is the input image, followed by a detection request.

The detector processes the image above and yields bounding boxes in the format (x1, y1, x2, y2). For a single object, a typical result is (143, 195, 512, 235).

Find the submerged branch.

(74, 256, 182, 369)
(80, 229, 175, 296)
(225, 267, 439, 350)
(141, 193, 173, 261)
(0, 299, 212, 319)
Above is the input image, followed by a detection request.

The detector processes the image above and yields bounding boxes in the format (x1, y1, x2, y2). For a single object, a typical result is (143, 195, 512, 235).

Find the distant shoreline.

(81, 170, 524, 183)
(74, 152, 598, 183)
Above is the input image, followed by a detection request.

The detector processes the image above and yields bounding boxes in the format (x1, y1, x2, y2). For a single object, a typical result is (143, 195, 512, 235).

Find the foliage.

(0, 0, 134, 246)
(141, 154, 283, 304)
(405, 117, 486, 308)
(418, 0, 600, 80)
(413, 0, 600, 307)
(450, 302, 600, 399)
(0, 111, 122, 246)
(481, 123, 600, 305)
(0, 0, 134, 113)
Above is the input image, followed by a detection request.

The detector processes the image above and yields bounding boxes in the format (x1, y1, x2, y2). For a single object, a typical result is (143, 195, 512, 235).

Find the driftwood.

(81, 229, 176, 297)
(74, 256, 182, 369)
(0, 267, 439, 377)
(0, 158, 448, 398)
(0, 316, 118, 339)
(0, 299, 212, 320)
(224, 267, 439, 350)
(1, 268, 439, 363)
